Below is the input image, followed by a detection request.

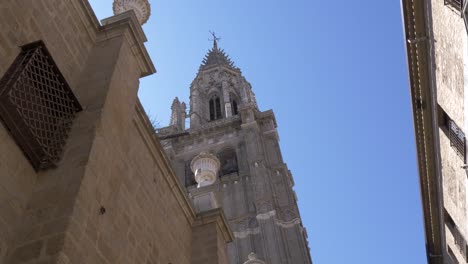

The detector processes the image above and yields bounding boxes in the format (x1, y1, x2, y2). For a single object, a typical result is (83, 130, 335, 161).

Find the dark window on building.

(445, 209, 468, 262)
(209, 98, 215, 120)
(445, 0, 463, 12)
(0, 41, 81, 170)
(215, 97, 222, 118)
(185, 161, 196, 187)
(232, 99, 238, 115)
(218, 149, 239, 176)
(438, 105, 466, 161)
(209, 95, 222, 121)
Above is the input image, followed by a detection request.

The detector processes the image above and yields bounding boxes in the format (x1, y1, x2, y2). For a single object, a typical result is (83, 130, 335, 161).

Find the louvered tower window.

(209, 95, 222, 121)
(0, 41, 82, 170)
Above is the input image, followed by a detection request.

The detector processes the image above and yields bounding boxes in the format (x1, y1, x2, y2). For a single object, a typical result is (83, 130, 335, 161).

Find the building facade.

(158, 38, 313, 264)
(0, 1, 234, 263)
(402, 0, 468, 263)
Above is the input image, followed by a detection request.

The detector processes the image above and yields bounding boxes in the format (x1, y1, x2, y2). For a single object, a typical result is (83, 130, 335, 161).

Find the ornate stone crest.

(113, 0, 151, 25)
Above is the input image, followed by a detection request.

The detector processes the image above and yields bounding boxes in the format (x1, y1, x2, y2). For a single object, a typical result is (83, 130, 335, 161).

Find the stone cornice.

(401, 0, 444, 263)
(160, 109, 278, 145)
(75, 1, 156, 78)
(193, 208, 234, 243)
(198, 63, 242, 76)
(160, 116, 242, 144)
(75, 0, 101, 42)
(101, 11, 156, 77)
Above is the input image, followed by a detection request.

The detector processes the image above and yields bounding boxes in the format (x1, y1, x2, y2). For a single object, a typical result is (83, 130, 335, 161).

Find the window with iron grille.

(449, 119, 466, 159)
(438, 106, 466, 161)
(445, 209, 468, 262)
(0, 41, 81, 170)
(445, 0, 464, 12)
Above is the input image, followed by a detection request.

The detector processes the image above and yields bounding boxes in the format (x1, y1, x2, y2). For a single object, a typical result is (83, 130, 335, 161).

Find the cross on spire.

(209, 31, 221, 49)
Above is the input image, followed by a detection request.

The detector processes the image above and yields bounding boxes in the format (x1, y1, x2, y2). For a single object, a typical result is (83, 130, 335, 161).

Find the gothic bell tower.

(189, 34, 258, 130)
(158, 35, 313, 264)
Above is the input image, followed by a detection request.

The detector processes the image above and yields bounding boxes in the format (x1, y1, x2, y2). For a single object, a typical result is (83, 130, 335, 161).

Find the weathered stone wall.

(0, 0, 96, 261)
(429, 0, 467, 263)
(0, 1, 234, 264)
(190, 209, 232, 264)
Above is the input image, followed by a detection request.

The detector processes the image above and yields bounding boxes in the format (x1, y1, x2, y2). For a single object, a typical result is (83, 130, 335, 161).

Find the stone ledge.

(193, 208, 234, 243)
(100, 10, 156, 77)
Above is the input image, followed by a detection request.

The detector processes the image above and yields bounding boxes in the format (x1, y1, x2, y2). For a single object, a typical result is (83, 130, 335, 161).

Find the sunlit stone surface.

(191, 152, 220, 187)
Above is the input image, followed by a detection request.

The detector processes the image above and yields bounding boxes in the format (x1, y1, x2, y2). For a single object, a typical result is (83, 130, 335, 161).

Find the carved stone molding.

(255, 200, 273, 214)
(276, 218, 301, 228)
(256, 210, 276, 220)
(243, 252, 266, 264)
(113, 0, 151, 25)
(233, 227, 261, 239)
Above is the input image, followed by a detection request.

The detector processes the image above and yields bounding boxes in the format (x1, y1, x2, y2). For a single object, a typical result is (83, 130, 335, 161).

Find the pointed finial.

(209, 31, 221, 49)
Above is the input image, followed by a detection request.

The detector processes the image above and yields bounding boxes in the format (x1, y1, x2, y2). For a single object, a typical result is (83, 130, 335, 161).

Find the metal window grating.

(445, 0, 464, 12)
(0, 41, 81, 170)
(449, 119, 466, 160)
(445, 209, 468, 262)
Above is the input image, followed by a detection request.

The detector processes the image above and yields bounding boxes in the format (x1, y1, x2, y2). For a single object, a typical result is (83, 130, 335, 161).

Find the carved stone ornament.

(243, 252, 266, 264)
(190, 152, 220, 187)
(113, 0, 151, 25)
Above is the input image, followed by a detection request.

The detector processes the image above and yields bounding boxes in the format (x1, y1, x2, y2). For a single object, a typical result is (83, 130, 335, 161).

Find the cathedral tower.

(158, 37, 313, 264)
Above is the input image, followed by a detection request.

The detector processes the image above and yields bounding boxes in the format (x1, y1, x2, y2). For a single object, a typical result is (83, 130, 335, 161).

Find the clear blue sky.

(90, 1, 427, 263)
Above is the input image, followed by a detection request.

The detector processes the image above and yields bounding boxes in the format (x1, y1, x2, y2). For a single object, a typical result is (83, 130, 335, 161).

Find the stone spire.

(113, 0, 151, 25)
(169, 97, 186, 131)
(199, 34, 237, 71)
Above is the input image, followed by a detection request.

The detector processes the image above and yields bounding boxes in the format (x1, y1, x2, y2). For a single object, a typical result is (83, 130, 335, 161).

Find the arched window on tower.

(209, 95, 222, 121)
(230, 93, 239, 116)
(232, 99, 238, 115)
(218, 149, 239, 176)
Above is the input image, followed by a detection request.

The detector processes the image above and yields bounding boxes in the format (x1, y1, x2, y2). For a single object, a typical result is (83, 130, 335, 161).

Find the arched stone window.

(232, 99, 238, 115)
(230, 93, 239, 116)
(209, 95, 222, 121)
(218, 148, 239, 176)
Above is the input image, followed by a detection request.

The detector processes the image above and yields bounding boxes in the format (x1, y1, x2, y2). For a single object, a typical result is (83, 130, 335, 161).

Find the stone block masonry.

(0, 1, 232, 263)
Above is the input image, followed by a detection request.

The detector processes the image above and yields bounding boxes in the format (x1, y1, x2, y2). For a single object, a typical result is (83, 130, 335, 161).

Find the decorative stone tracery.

(113, 0, 151, 25)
